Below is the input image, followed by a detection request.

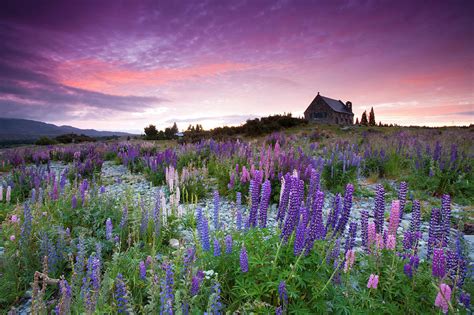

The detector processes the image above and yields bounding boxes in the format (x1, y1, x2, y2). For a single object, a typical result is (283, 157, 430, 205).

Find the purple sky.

(1, 0, 473, 132)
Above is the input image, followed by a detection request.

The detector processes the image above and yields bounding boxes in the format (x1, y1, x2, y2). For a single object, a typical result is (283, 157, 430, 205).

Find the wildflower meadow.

(0, 126, 472, 314)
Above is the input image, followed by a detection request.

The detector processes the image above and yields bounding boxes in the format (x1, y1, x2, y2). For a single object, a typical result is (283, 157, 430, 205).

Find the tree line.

(144, 114, 308, 142)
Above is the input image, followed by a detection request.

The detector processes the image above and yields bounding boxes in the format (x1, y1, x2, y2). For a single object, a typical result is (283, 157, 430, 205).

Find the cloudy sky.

(0, 0, 473, 132)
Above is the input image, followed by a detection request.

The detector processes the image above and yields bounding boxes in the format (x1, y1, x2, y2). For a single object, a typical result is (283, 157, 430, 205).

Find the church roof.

(308, 93, 353, 114)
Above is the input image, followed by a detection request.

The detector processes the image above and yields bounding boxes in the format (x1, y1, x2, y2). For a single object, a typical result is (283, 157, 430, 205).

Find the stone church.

(304, 92, 354, 125)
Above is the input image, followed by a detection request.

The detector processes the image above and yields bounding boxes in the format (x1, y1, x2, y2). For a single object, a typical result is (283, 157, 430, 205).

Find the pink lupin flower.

(367, 274, 379, 289)
(434, 283, 451, 314)
(343, 249, 356, 273)
(10, 235, 15, 241)
(375, 233, 384, 250)
(386, 234, 396, 250)
(388, 200, 400, 235)
(240, 166, 250, 183)
(11, 215, 19, 223)
(368, 222, 376, 247)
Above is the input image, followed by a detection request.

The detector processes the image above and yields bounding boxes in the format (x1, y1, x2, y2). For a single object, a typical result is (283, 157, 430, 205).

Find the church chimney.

(346, 101, 352, 112)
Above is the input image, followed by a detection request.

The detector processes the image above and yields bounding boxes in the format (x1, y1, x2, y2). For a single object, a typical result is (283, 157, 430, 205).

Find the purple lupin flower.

(80, 179, 88, 206)
(153, 195, 162, 239)
(278, 281, 288, 309)
(200, 216, 210, 252)
(428, 208, 442, 259)
(183, 247, 195, 276)
(209, 280, 223, 314)
(446, 249, 458, 280)
(281, 176, 304, 242)
(335, 184, 354, 235)
(446, 248, 467, 288)
(20, 203, 32, 245)
(139, 261, 147, 280)
(213, 190, 220, 230)
(75, 237, 86, 286)
(225, 235, 233, 254)
(56, 279, 72, 315)
(51, 178, 59, 201)
(403, 231, 414, 252)
(294, 215, 306, 256)
(248, 176, 261, 227)
(398, 181, 408, 219)
(236, 208, 242, 231)
(459, 292, 471, 309)
(373, 184, 385, 234)
(305, 191, 325, 254)
(306, 168, 320, 208)
(213, 237, 221, 257)
(82, 254, 101, 313)
(300, 205, 309, 227)
(160, 262, 174, 315)
(404, 263, 413, 278)
(432, 248, 446, 278)
(119, 206, 128, 230)
(258, 179, 271, 228)
(344, 222, 358, 253)
(71, 194, 77, 209)
(441, 194, 451, 247)
(190, 275, 200, 296)
(106, 218, 113, 241)
(196, 207, 203, 237)
(115, 274, 129, 313)
(326, 194, 341, 230)
(327, 238, 341, 265)
(410, 255, 420, 270)
(361, 210, 369, 251)
(410, 200, 421, 235)
(140, 200, 149, 237)
(240, 246, 249, 273)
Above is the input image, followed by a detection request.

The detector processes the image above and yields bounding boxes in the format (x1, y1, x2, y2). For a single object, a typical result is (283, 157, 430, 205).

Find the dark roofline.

(315, 94, 353, 114)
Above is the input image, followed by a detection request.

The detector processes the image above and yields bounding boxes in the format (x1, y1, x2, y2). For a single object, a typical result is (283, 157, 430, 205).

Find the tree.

(369, 107, 376, 126)
(171, 122, 179, 134)
(164, 127, 173, 139)
(360, 111, 368, 126)
(144, 124, 158, 139)
(355, 117, 360, 125)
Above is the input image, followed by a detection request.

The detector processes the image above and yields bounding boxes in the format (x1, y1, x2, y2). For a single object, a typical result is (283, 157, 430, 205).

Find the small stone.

(169, 238, 180, 248)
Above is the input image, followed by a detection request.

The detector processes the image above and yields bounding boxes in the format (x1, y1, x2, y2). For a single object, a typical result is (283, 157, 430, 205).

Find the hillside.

(0, 118, 132, 141)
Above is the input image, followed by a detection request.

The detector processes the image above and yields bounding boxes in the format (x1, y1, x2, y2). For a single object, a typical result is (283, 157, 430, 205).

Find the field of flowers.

(0, 126, 472, 314)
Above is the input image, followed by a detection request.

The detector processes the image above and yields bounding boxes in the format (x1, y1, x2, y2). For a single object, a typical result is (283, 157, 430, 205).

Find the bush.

(35, 136, 57, 145)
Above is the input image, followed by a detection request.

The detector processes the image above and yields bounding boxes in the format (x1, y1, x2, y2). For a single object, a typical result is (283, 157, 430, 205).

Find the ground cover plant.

(0, 125, 472, 314)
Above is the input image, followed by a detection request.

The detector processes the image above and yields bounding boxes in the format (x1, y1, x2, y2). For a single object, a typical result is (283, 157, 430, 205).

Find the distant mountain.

(0, 118, 133, 141)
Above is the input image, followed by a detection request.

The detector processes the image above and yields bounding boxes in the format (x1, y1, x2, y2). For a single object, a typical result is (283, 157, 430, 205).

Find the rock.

(169, 238, 180, 248)
(464, 235, 474, 262)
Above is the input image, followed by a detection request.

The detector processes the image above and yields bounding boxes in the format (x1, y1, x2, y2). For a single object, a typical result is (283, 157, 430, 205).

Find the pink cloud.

(57, 59, 258, 94)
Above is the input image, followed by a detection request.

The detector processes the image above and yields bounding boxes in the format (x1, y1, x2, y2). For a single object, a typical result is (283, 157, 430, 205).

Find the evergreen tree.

(355, 117, 360, 125)
(171, 122, 179, 134)
(360, 111, 368, 126)
(369, 107, 376, 126)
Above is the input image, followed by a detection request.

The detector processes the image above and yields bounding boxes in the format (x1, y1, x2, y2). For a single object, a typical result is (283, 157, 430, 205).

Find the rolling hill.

(0, 118, 133, 142)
